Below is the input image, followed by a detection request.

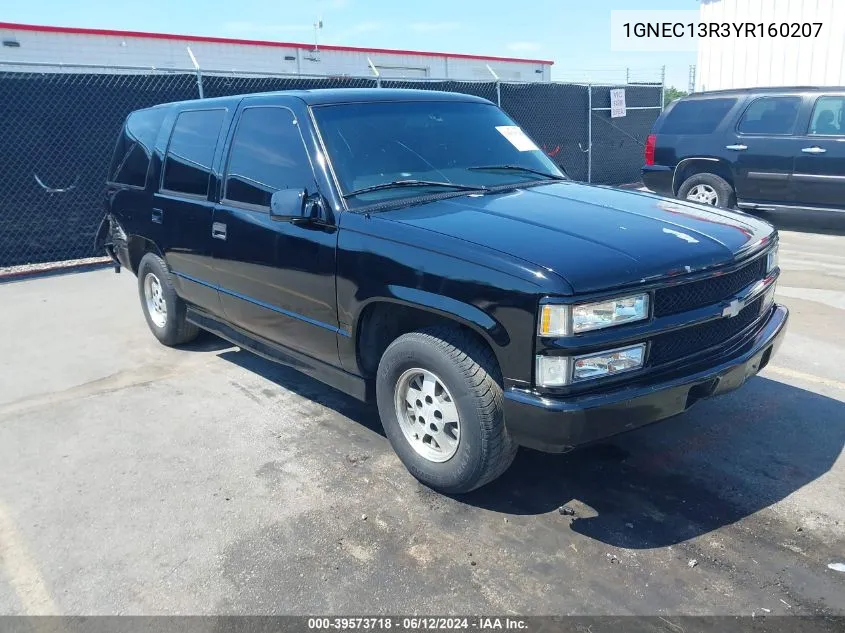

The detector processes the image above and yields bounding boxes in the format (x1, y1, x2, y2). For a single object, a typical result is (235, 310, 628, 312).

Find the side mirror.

(269, 188, 307, 220)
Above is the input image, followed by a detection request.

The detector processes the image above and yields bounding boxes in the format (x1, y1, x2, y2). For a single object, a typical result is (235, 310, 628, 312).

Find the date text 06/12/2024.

(307, 617, 529, 630)
(623, 22, 824, 39)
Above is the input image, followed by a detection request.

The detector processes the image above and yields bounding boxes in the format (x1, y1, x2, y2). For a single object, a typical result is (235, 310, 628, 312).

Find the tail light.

(645, 134, 656, 166)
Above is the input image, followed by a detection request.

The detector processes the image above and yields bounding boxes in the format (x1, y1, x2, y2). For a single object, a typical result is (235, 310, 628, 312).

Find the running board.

(187, 306, 369, 402)
(738, 201, 845, 214)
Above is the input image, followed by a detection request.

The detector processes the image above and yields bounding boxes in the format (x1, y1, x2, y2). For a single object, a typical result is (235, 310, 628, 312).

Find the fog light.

(762, 283, 776, 311)
(536, 343, 646, 387)
(572, 343, 646, 383)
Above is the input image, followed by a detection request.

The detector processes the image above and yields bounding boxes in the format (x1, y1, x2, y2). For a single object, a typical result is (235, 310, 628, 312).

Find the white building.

(696, 0, 845, 91)
(0, 21, 553, 81)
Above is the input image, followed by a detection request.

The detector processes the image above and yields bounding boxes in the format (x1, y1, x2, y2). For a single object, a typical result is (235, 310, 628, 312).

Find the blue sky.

(4, 0, 698, 88)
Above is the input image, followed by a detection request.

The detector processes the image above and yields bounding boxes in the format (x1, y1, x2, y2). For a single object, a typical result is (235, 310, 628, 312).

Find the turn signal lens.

(766, 244, 779, 274)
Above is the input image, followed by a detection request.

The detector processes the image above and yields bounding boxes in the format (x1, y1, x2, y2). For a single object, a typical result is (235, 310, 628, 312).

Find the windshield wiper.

(467, 165, 566, 180)
(343, 180, 487, 199)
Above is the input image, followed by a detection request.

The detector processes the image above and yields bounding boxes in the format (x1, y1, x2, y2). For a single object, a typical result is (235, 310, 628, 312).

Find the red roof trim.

(0, 22, 554, 66)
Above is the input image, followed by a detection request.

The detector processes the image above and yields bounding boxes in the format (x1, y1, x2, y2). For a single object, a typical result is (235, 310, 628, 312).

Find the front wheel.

(678, 172, 736, 209)
(376, 326, 517, 494)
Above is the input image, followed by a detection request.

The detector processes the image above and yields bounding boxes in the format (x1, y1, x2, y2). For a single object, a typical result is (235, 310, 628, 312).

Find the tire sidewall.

(137, 254, 179, 344)
(376, 337, 489, 493)
(679, 173, 735, 209)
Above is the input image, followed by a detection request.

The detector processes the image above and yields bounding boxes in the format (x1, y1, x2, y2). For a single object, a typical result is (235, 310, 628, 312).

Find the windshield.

(312, 100, 565, 208)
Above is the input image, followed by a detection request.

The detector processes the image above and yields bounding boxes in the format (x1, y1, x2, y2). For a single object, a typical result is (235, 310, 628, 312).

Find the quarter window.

(162, 109, 225, 196)
(660, 98, 736, 135)
(109, 107, 166, 187)
(808, 96, 845, 135)
(737, 96, 801, 135)
(224, 107, 315, 208)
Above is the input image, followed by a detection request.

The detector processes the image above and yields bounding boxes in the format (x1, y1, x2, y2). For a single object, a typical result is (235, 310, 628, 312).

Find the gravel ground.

(0, 207, 843, 616)
(0, 256, 110, 279)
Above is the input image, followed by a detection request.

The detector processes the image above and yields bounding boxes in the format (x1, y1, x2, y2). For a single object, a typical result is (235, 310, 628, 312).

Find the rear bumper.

(503, 304, 788, 452)
(641, 165, 674, 196)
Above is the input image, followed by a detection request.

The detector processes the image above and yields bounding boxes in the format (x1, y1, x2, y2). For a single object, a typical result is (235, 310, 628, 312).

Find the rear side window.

(162, 109, 226, 197)
(109, 108, 166, 187)
(737, 96, 802, 135)
(660, 98, 736, 135)
(808, 96, 845, 135)
(224, 107, 314, 208)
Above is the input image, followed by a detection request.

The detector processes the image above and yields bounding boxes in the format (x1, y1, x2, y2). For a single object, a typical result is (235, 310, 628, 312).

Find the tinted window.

(162, 109, 225, 196)
(312, 101, 563, 208)
(660, 98, 736, 135)
(737, 96, 801, 135)
(809, 96, 845, 135)
(109, 107, 166, 187)
(224, 107, 314, 208)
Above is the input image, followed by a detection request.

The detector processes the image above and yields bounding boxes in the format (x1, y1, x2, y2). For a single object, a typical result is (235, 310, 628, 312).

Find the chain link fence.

(0, 62, 661, 268)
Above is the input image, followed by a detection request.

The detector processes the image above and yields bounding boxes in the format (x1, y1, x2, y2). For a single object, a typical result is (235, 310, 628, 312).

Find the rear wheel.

(678, 173, 735, 209)
(137, 252, 199, 346)
(376, 326, 517, 494)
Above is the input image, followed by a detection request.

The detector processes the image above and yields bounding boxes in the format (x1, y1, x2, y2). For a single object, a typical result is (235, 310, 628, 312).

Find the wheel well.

(356, 302, 499, 379)
(127, 236, 162, 275)
(674, 159, 734, 195)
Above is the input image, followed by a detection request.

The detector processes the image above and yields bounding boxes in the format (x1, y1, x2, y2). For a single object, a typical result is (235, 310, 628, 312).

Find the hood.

(375, 182, 774, 294)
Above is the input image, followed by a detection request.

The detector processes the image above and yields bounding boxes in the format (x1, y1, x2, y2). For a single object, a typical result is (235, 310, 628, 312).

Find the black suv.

(643, 87, 845, 212)
(97, 89, 787, 493)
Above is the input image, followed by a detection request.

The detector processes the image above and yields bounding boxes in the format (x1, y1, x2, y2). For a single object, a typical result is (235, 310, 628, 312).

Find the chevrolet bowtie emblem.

(722, 298, 744, 318)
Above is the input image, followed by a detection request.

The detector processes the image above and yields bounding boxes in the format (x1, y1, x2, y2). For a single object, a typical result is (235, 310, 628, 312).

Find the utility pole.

(313, 18, 323, 52)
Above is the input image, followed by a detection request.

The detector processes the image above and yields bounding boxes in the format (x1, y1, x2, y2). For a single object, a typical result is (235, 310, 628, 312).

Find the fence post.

(485, 64, 501, 107)
(587, 83, 592, 184)
(660, 64, 666, 110)
(367, 57, 381, 88)
(186, 46, 204, 99)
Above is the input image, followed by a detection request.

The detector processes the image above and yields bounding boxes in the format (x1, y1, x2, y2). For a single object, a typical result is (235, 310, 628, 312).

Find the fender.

(355, 286, 510, 348)
(672, 156, 730, 194)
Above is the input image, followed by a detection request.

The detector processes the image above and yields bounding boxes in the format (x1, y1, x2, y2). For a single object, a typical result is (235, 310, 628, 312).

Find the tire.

(376, 326, 517, 494)
(677, 172, 736, 209)
(137, 252, 199, 346)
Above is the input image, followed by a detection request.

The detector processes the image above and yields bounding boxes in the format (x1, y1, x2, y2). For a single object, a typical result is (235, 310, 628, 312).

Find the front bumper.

(503, 304, 788, 452)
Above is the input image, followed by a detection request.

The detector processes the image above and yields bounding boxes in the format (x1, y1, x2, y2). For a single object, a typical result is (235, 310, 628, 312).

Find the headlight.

(536, 343, 646, 387)
(539, 293, 649, 336)
(766, 244, 779, 274)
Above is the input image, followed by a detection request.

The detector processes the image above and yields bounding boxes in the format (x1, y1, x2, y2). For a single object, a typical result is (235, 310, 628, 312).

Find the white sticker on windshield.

(495, 125, 539, 152)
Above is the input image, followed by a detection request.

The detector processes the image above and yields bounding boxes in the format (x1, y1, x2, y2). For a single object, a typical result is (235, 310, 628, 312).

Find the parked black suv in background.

(643, 87, 845, 212)
(98, 89, 787, 493)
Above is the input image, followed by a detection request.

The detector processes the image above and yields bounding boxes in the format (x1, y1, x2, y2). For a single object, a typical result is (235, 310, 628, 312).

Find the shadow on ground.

(753, 207, 845, 236)
(213, 346, 845, 550)
(464, 376, 845, 548)
(217, 347, 384, 438)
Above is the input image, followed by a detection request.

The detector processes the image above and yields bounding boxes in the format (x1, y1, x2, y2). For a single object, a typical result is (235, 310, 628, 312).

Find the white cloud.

(410, 21, 461, 32)
(506, 41, 541, 52)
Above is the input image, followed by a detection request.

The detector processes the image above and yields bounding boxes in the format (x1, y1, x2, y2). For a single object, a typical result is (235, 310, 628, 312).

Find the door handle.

(801, 146, 827, 154)
(725, 144, 748, 151)
(211, 222, 227, 241)
(151, 208, 164, 224)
